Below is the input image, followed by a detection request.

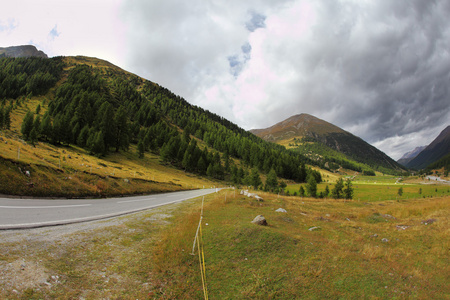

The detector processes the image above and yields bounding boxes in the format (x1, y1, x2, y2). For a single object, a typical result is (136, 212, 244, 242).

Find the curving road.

(0, 189, 218, 230)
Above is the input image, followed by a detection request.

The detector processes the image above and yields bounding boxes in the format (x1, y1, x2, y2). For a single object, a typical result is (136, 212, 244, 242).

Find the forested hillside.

(1, 56, 322, 190)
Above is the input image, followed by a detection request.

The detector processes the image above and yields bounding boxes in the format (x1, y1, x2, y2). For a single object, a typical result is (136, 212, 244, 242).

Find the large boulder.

(251, 215, 268, 226)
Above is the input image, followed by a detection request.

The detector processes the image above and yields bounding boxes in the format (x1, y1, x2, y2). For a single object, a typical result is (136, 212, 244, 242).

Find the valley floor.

(0, 190, 448, 299)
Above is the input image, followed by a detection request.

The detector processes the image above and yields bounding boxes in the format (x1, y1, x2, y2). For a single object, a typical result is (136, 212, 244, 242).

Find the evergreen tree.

(76, 125, 90, 147)
(0, 106, 3, 129)
(40, 113, 52, 141)
(87, 131, 105, 156)
(332, 178, 344, 199)
(265, 168, 278, 192)
(21, 111, 34, 140)
(324, 185, 330, 198)
(97, 102, 115, 150)
(137, 139, 145, 158)
(250, 168, 262, 190)
(29, 127, 38, 146)
(114, 106, 130, 152)
(3, 107, 11, 129)
(206, 163, 214, 178)
(299, 185, 305, 197)
(343, 179, 354, 199)
(398, 187, 403, 197)
(197, 156, 207, 175)
(306, 175, 317, 198)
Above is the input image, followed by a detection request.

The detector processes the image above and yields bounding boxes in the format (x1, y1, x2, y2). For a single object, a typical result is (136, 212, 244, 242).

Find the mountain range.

(0, 45, 48, 58)
(0, 45, 408, 192)
(251, 114, 404, 174)
(397, 146, 426, 166)
(403, 126, 450, 170)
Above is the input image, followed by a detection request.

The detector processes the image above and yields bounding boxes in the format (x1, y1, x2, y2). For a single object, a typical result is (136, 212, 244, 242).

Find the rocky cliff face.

(0, 45, 48, 58)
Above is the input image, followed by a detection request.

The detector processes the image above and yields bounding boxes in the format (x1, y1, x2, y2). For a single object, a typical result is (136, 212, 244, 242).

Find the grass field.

(286, 175, 450, 202)
(2, 190, 447, 299)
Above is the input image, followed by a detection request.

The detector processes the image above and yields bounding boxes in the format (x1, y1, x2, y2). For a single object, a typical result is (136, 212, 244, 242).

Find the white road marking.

(117, 198, 155, 204)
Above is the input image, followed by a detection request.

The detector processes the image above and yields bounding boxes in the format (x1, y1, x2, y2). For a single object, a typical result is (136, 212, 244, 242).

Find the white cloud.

(0, 0, 125, 65)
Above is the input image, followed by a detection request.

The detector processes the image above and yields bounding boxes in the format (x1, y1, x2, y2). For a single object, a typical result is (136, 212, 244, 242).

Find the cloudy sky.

(1, 0, 449, 160)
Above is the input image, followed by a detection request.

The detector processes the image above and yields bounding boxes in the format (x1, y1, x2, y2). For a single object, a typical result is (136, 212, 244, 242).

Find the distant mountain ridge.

(251, 114, 404, 173)
(397, 146, 426, 166)
(406, 126, 450, 170)
(250, 113, 345, 142)
(0, 45, 48, 58)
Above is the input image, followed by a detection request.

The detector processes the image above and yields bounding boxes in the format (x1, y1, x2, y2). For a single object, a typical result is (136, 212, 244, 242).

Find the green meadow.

(286, 175, 450, 201)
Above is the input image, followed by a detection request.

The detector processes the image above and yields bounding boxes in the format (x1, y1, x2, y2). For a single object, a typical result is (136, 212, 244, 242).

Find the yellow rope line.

(197, 222, 208, 299)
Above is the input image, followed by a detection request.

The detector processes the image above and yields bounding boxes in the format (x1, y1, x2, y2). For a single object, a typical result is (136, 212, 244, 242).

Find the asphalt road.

(0, 189, 218, 230)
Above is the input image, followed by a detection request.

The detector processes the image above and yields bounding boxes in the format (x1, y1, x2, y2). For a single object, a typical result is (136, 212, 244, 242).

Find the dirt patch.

(0, 203, 178, 296)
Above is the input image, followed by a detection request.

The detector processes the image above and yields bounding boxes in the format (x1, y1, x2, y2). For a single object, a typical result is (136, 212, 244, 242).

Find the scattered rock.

(381, 238, 389, 243)
(396, 225, 410, 230)
(254, 195, 264, 201)
(25, 170, 31, 177)
(383, 214, 396, 220)
(124, 178, 130, 183)
(421, 218, 437, 225)
(308, 226, 321, 231)
(251, 215, 268, 226)
(275, 208, 287, 213)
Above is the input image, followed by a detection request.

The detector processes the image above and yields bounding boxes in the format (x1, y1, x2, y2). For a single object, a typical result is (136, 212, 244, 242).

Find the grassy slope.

(2, 190, 448, 299)
(0, 95, 219, 197)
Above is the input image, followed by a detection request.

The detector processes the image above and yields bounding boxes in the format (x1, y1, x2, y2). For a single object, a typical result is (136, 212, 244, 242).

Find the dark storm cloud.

(121, 0, 450, 159)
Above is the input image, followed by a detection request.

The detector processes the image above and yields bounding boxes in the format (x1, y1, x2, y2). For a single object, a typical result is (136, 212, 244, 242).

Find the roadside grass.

(147, 191, 450, 298)
(0, 191, 448, 299)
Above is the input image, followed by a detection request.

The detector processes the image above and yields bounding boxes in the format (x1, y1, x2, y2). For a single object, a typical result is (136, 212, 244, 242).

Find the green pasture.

(287, 175, 449, 201)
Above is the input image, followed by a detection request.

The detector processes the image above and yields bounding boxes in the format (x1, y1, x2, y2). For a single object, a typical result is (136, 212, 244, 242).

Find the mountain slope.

(251, 114, 404, 173)
(397, 146, 426, 166)
(0, 45, 48, 58)
(0, 53, 325, 196)
(406, 126, 450, 170)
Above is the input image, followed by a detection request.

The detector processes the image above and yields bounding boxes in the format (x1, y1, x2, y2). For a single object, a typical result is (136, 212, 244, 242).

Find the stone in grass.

(421, 218, 437, 225)
(276, 208, 287, 213)
(252, 215, 268, 226)
(308, 226, 321, 231)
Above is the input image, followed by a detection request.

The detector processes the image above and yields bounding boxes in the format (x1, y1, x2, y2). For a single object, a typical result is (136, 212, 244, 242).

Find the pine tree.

(299, 185, 305, 197)
(332, 178, 344, 199)
(21, 111, 34, 140)
(306, 175, 317, 198)
(265, 169, 278, 192)
(324, 185, 330, 198)
(137, 139, 145, 158)
(29, 127, 38, 146)
(114, 106, 130, 152)
(250, 168, 262, 190)
(0, 106, 4, 129)
(40, 113, 52, 141)
(3, 107, 11, 129)
(343, 179, 353, 199)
